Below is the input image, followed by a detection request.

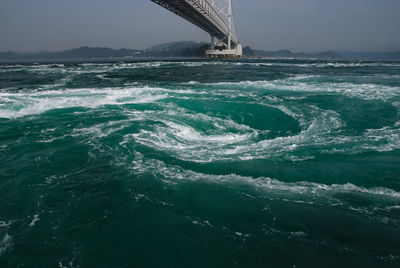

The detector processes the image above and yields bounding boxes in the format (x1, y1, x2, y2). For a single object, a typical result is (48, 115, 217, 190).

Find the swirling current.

(1, 59, 400, 267)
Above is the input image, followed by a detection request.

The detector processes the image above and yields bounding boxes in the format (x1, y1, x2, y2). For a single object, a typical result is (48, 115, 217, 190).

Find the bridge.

(150, 0, 242, 57)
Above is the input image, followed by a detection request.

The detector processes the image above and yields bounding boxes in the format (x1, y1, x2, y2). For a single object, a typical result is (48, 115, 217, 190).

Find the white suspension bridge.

(150, 0, 242, 57)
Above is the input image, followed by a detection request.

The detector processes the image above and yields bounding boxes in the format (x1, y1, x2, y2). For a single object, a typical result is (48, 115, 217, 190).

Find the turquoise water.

(0, 59, 400, 267)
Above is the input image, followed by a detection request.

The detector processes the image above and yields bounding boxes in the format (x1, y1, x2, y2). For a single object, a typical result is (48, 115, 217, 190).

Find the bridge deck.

(151, 0, 238, 44)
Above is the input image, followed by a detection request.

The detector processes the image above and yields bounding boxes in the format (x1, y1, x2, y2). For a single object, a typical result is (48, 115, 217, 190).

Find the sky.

(0, 0, 399, 52)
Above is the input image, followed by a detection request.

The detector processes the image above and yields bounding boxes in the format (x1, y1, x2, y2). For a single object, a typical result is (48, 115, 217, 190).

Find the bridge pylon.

(205, 0, 242, 58)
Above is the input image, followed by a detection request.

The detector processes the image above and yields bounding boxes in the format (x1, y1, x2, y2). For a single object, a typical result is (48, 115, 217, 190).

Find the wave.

(119, 98, 398, 162)
(315, 62, 400, 68)
(2, 61, 399, 77)
(76, 61, 229, 69)
(9, 85, 398, 162)
(203, 78, 400, 101)
(2, 64, 399, 161)
(0, 86, 168, 118)
(127, 117, 400, 163)
(0, 233, 13, 257)
(16, 86, 395, 163)
(0, 221, 14, 228)
(128, 152, 400, 205)
(122, 104, 347, 162)
(3, 62, 399, 102)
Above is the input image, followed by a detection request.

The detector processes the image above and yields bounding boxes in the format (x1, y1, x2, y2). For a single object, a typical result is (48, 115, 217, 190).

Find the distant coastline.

(1, 41, 399, 62)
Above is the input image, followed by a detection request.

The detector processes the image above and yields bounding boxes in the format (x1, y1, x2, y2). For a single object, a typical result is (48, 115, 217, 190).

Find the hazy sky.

(1, 0, 399, 52)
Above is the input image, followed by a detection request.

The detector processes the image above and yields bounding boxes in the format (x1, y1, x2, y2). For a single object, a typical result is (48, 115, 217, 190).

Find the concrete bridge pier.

(205, 43, 242, 58)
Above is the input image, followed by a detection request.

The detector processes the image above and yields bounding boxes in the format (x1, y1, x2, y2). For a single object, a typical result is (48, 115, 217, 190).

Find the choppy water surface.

(1, 59, 400, 267)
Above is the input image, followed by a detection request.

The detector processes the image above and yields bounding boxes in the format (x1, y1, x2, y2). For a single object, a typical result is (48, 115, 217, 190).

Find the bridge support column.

(205, 42, 243, 58)
(228, 0, 232, 50)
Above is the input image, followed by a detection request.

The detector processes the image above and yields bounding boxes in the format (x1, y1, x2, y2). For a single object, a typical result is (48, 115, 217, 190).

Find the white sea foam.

(3, 65, 398, 160)
(9, 81, 395, 162)
(29, 214, 40, 227)
(272, 104, 308, 127)
(359, 127, 400, 152)
(134, 100, 397, 161)
(393, 101, 400, 115)
(261, 62, 400, 68)
(77, 61, 227, 70)
(73, 120, 132, 138)
(0, 233, 13, 257)
(0, 221, 14, 228)
(205, 78, 400, 101)
(0, 86, 168, 118)
(186, 81, 200, 85)
(126, 103, 344, 162)
(121, 105, 260, 162)
(128, 155, 400, 204)
(316, 125, 400, 155)
(290, 231, 308, 238)
(191, 219, 214, 227)
(129, 122, 256, 162)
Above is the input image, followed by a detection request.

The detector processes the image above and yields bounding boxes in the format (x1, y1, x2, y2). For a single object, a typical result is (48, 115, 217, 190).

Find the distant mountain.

(246, 48, 340, 59)
(244, 48, 400, 60)
(242, 46, 255, 57)
(140, 41, 207, 57)
(1, 42, 399, 61)
(0, 51, 21, 60)
(336, 51, 400, 61)
(53, 47, 140, 59)
(0, 47, 140, 61)
(0, 42, 205, 61)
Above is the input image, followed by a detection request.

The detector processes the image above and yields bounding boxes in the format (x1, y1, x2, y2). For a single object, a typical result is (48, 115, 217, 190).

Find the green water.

(1, 59, 400, 267)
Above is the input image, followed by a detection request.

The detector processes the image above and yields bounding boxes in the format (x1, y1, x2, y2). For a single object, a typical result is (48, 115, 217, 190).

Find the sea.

(0, 59, 400, 267)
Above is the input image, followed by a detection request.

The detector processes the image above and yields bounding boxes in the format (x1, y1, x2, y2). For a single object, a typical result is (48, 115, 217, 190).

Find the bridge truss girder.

(150, 0, 242, 56)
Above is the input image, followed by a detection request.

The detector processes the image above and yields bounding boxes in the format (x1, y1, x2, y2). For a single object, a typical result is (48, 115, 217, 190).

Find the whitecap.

(204, 78, 400, 101)
(127, 115, 257, 163)
(72, 120, 132, 138)
(0, 221, 14, 228)
(290, 231, 308, 237)
(0, 86, 169, 118)
(128, 156, 400, 203)
(29, 214, 40, 227)
(0, 233, 13, 257)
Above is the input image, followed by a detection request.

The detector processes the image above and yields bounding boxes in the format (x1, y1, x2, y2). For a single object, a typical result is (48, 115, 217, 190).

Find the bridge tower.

(206, 0, 242, 58)
(150, 0, 242, 58)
